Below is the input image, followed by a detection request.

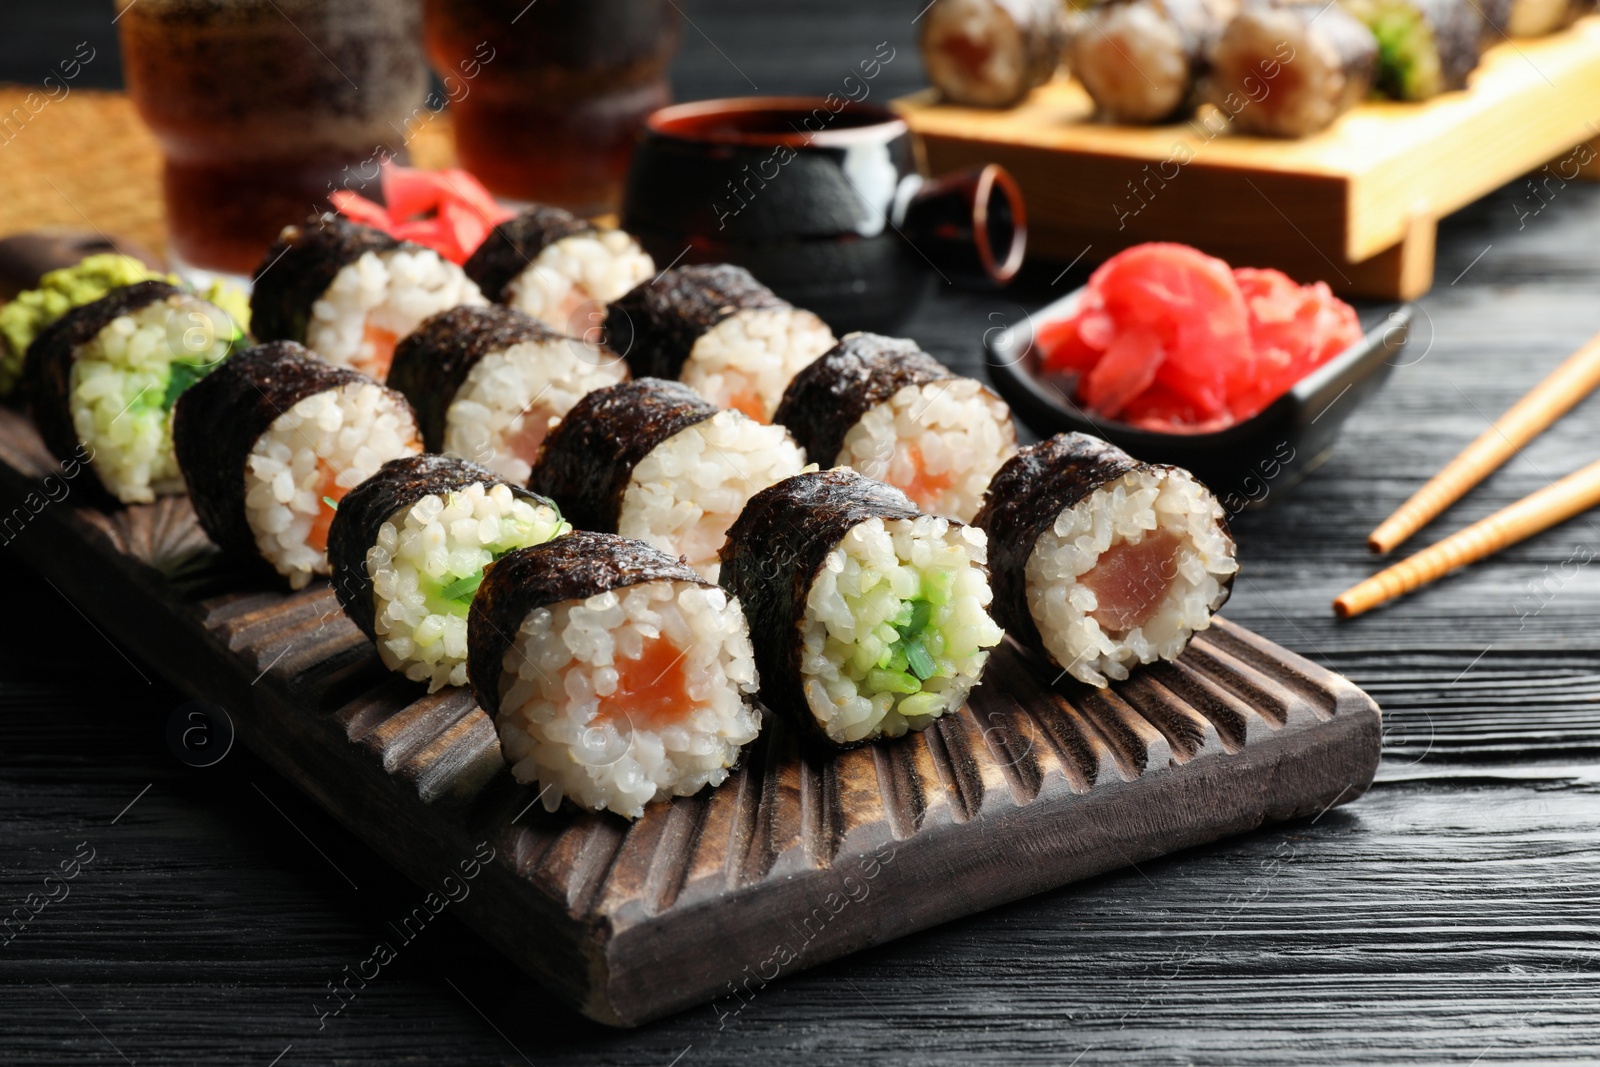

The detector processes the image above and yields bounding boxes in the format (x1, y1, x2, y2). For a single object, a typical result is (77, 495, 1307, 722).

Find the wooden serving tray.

(895, 18, 1600, 301)
(0, 408, 1382, 1026)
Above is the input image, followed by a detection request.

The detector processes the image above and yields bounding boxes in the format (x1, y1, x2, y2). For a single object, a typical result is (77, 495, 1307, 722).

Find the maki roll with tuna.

(1343, 0, 1481, 100)
(27, 280, 242, 504)
(774, 333, 1017, 521)
(1210, 3, 1377, 137)
(251, 215, 485, 379)
(173, 341, 423, 589)
(973, 433, 1237, 688)
(528, 378, 805, 579)
(1071, 0, 1238, 123)
(921, 0, 1067, 107)
(464, 205, 655, 335)
(468, 531, 760, 820)
(603, 264, 836, 421)
(720, 469, 1004, 746)
(386, 305, 626, 484)
(328, 454, 568, 692)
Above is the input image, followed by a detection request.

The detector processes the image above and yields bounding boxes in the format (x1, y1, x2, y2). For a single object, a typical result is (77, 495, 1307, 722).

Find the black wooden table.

(4, 3, 1600, 1064)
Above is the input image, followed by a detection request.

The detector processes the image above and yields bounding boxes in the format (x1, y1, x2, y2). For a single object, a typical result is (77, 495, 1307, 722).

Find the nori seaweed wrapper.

(526, 377, 718, 535)
(718, 469, 924, 740)
(462, 205, 597, 304)
(172, 340, 398, 561)
(971, 432, 1234, 662)
(250, 214, 400, 345)
(387, 304, 573, 452)
(467, 530, 709, 719)
(772, 332, 956, 468)
(327, 453, 561, 642)
(603, 264, 788, 382)
(25, 280, 184, 499)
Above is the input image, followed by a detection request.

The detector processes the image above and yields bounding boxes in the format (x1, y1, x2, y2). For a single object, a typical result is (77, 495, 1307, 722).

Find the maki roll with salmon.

(468, 531, 760, 820)
(463, 205, 655, 335)
(386, 305, 626, 484)
(27, 280, 242, 504)
(328, 454, 568, 692)
(774, 333, 1017, 521)
(719, 469, 1004, 746)
(1210, 3, 1377, 137)
(603, 264, 836, 421)
(1343, 0, 1481, 100)
(1071, 0, 1238, 123)
(173, 341, 423, 589)
(973, 433, 1237, 688)
(921, 0, 1067, 107)
(250, 214, 485, 379)
(528, 378, 805, 579)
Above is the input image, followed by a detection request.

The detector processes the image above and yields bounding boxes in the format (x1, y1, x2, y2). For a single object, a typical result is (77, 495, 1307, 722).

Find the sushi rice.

(802, 513, 1003, 744)
(679, 307, 836, 421)
(497, 579, 760, 819)
(505, 230, 655, 334)
(308, 248, 485, 377)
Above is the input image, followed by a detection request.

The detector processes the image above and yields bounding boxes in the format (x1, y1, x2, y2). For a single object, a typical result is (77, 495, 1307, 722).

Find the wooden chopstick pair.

(1334, 329, 1600, 618)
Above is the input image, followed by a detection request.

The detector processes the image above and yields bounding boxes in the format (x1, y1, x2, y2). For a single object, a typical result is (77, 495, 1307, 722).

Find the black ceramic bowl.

(986, 289, 1412, 510)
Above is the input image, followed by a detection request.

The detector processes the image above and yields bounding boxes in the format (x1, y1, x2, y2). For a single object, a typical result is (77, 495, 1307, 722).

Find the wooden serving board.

(895, 18, 1600, 300)
(0, 408, 1381, 1027)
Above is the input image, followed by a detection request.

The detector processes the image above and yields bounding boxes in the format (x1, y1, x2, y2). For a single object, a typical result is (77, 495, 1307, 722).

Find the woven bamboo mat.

(0, 86, 457, 259)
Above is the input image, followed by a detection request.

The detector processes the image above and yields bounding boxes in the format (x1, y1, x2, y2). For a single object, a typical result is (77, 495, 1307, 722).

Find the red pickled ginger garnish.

(330, 164, 516, 265)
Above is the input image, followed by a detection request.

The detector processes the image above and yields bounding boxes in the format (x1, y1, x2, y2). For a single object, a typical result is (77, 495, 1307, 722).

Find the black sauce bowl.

(986, 289, 1412, 510)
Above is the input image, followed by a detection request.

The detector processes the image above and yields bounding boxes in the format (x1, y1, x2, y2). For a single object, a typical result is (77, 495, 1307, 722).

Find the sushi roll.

(773, 333, 1017, 521)
(1343, 0, 1481, 100)
(528, 378, 805, 579)
(602, 264, 836, 421)
(173, 341, 423, 590)
(1209, 3, 1377, 137)
(720, 469, 1003, 746)
(463, 205, 656, 335)
(1071, 0, 1238, 123)
(973, 433, 1237, 688)
(328, 454, 569, 692)
(386, 305, 626, 484)
(26, 280, 242, 504)
(921, 0, 1067, 108)
(250, 214, 486, 380)
(468, 531, 760, 820)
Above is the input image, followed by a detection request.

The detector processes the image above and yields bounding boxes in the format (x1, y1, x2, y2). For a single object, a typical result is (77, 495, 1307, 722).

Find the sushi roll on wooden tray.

(463, 205, 655, 335)
(921, 0, 1067, 108)
(173, 341, 423, 590)
(27, 280, 242, 504)
(250, 214, 485, 380)
(386, 305, 625, 484)
(468, 531, 761, 820)
(1209, 2, 1377, 137)
(1343, 0, 1482, 100)
(773, 333, 1017, 521)
(328, 454, 569, 692)
(973, 433, 1237, 688)
(602, 264, 836, 422)
(719, 469, 1004, 746)
(1071, 0, 1239, 123)
(528, 378, 805, 579)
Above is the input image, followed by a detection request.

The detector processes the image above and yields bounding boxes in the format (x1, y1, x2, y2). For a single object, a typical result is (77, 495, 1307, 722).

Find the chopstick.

(1335, 459, 1600, 618)
(1367, 330, 1600, 554)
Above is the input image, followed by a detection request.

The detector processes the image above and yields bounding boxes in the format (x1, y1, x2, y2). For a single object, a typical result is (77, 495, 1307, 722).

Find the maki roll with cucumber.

(26, 280, 242, 504)
(719, 469, 1004, 746)
(774, 333, 1017, 521)
(328, 454, 569, 692)
(602, 264, 836, 421)
(463, 205, 656, 335)
(1070, 0, 1238, 123)
(973, 433, 1237, 688)
(173, 341, 423, 589)
(1343, 0, 1482, 100)
(528, 378, 806, 580)
(468, 531, 761, 820)
(251, 214, 485, 380)
(1210, 3, 1377, 136)
(386, 305, 626, 484)
(921, 0, 1067, 107)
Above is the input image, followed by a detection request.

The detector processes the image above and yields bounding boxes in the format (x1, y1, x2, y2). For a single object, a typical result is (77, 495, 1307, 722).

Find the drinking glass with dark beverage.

(423, 0, 680, 217)
(116, 0, 428, 276)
